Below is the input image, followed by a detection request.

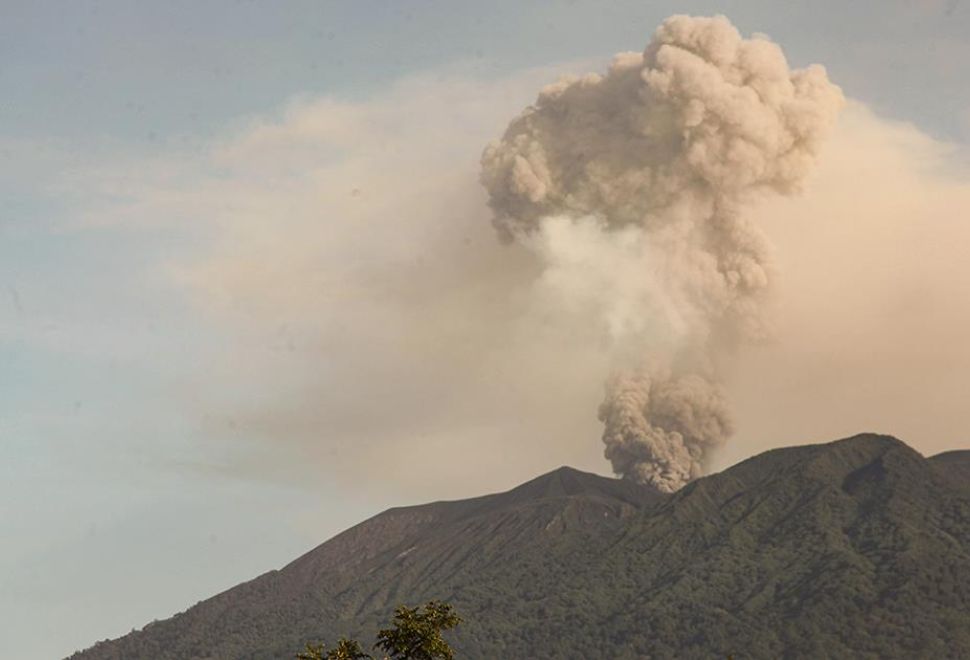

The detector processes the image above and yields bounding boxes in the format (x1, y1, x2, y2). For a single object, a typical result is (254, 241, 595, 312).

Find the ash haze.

(2, 2, 970, 659)
(481, 15, 842, 491)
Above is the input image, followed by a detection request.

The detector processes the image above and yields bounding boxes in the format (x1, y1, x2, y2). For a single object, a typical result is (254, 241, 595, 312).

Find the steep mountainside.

(71, 434, 970, 659)
(930, 450, 970, 494)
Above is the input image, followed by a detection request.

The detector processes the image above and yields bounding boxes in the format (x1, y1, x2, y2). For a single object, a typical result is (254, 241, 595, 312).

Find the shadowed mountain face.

(71, 435, 970, 660)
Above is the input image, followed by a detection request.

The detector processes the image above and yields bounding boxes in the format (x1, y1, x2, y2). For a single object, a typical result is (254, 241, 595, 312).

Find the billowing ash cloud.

(481, 15, 843, 491)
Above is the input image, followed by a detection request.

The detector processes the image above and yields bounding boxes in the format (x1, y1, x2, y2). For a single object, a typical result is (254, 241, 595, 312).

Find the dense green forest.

(72, 435, 970, 659)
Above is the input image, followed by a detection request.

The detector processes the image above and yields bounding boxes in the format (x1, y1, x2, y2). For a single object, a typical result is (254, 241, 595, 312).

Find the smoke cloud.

(481, 15, 843, 491)
(71, 26, 970, 501)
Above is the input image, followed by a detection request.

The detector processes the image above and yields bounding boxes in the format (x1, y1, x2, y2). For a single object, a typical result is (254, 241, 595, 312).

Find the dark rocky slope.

(71, 434, 970, 659)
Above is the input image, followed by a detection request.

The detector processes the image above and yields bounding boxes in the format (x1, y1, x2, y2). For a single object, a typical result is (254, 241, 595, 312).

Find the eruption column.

(480, 15, 843, 491)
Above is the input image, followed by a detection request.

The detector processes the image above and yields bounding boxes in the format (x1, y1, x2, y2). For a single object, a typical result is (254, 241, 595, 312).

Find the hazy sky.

(3, 2, 970, 659)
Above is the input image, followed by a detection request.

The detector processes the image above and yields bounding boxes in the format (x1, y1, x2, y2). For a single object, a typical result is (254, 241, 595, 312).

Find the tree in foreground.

(297, 637, 372, 660)
(296, 600, 461, 660)
(375, 601, 462, 660)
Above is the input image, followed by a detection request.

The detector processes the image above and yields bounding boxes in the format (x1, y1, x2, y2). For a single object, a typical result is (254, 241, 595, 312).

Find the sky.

(2, 2, 970, 658)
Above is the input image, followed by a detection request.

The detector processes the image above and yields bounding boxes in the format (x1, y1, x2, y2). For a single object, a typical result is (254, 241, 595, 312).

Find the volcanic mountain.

(71, 434, 970, 659)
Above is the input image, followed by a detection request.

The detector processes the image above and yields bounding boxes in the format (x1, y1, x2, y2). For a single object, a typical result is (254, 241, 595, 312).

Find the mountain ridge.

(71, 433, 970, 659)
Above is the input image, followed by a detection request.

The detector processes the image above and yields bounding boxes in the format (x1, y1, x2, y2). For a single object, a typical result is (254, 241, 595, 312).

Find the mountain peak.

(503, 464, 661, 507)
(929, 448, 970, 492)
(930, 449, 970, 463)
(699, 432, 916, 492)
(71, 434, 970, 660)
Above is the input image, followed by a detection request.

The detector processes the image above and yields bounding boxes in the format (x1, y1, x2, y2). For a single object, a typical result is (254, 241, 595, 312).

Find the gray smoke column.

(480, 15, 843, 491)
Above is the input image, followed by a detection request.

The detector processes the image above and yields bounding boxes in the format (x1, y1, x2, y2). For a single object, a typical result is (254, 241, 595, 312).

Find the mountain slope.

(930, 449, 970, 494)
(71, 435, 970, 659)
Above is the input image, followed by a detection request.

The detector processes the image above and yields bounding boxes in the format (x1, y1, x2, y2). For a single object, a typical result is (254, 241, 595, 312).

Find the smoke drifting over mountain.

(482, 15, 843, 491)
(76, 11, 970, 502)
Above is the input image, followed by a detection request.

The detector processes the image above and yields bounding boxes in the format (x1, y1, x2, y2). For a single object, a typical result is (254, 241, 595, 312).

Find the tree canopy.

(297, 637, 372, 660)
(375, 601, 462, 660)
(297, 601, 461, 660)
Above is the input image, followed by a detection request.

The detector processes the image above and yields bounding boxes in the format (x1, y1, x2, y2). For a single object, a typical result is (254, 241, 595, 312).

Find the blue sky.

(2, 2, 970, 659)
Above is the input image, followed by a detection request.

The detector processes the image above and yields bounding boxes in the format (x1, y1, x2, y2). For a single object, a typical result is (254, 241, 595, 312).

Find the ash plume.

(480, 15, 843, 491)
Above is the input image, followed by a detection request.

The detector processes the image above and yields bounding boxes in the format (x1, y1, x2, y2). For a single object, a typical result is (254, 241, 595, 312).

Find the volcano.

(71, 434, 970, 659)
